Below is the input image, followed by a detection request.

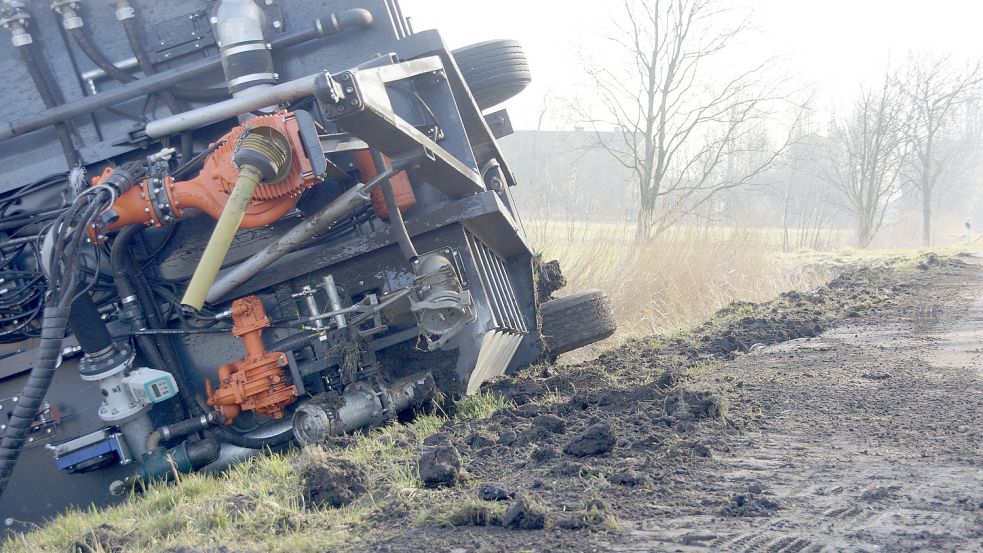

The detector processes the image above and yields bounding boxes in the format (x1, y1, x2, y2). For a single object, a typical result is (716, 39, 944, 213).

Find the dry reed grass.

(526, 221, 837, 360)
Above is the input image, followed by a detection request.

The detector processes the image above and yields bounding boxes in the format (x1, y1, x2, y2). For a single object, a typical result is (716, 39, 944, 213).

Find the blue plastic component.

(54, 434, 126, 473)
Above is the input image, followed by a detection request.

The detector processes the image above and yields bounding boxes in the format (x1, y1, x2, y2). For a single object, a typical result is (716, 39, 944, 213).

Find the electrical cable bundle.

(0, 183, 117, 498)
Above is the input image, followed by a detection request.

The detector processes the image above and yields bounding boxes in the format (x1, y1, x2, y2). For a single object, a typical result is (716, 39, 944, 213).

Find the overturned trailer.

(0, 0, 615, 526)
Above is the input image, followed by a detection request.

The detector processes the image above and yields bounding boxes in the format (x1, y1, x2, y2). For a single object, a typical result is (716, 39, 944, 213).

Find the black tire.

(540, 289, 616, 356)
(452, 39, 532, 110)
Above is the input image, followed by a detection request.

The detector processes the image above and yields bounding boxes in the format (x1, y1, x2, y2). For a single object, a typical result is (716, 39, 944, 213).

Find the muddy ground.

(326, 253, 983, 552)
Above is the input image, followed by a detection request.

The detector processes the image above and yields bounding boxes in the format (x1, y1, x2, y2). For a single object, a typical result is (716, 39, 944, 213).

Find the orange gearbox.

(96, 111, 322, 233)
(205, 295, 298, 423)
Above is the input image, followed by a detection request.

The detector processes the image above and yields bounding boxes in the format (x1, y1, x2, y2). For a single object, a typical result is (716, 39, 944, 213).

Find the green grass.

(5, 393, 512, 553)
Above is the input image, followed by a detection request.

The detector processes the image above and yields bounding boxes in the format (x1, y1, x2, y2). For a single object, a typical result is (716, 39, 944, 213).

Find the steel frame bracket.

(313, 56, 485, 199)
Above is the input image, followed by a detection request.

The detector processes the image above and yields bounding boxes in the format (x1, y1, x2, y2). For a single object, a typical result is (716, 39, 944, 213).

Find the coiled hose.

(0, 306, 68, 492)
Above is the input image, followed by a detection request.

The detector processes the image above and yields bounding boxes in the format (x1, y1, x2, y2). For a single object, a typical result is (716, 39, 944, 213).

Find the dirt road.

(363, 254, 983, 552)
(613, 256, 983, 552)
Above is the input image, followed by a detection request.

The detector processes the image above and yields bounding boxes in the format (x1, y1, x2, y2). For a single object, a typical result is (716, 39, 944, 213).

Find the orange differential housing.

(205, 296, 298, 423)
(98, 111, 320, 232)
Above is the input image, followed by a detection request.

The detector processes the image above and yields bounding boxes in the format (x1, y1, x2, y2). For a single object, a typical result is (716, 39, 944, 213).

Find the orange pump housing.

(98, 111, 320, 232)
(205, 296, 298, 423)
(352, 149, 416, 219)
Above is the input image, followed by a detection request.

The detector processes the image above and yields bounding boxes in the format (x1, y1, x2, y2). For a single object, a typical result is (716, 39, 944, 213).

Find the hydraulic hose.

(271, 331, 319, 353)
(17, 43, 79, 166)
(68, 25, 193, 162)
(69, 27, 134, 85)
(374, 152, 418, 261)
(111, 225, 200, 418)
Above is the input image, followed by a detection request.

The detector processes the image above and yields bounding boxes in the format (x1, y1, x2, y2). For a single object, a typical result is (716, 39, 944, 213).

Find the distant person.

(966, 218, 972, 243)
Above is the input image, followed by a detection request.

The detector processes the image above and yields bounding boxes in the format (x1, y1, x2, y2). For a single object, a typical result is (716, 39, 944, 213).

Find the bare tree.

(581, 0, 795, 240)
(896, 55, 982, 246)
(818, 77, 909, 249)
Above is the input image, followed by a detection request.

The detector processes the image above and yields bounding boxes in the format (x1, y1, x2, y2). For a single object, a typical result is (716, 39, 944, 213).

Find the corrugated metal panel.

(465, 231, 527, 332)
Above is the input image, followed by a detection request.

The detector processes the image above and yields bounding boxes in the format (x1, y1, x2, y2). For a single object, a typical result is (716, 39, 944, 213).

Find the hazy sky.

(401, 0, 983, 129)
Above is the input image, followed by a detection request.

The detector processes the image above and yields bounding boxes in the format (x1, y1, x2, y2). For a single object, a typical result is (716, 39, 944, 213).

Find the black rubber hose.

(69, 27, 135, 84)
(69, 293, 113, 354)
(271, 331, 318, 353)
(0, 306, 69, 492)
(374, 152, 418, 261)
(70, 27, 193, 162)
(17, 44, 79, 166)
(210, 425, 294, 450)
(111, 225, 199, 417)
(120, 18, 195, 161)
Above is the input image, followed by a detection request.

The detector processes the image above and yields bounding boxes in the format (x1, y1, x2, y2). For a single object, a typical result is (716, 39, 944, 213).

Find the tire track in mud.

(614, 255, 983, 552)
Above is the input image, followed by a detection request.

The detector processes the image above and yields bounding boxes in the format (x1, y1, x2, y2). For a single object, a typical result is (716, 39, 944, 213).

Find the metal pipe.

(323, 274, 346, 329)
(145, 73, 319, 138)
(0, 10, 373, 142)
(213, 0, 275, 104)
(80, 57, 138, 82)
(291, 372, 434, 446)
(205, 165, 401, 303)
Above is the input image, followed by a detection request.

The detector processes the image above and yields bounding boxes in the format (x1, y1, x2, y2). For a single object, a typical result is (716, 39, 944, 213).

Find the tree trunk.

(857, 218, 873, 249)
(921, 187, 933, 247)
(635, 190, 657, 241)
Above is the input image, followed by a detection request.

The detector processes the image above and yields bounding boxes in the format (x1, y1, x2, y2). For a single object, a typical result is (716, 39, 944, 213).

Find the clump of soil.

(477, 482, 514, 501)
(300, 455, 368, 509)
(69, 524, 126, 553)
(446, 502, 504, 527)
(503, 496, 546, 530)
(359, 259, 948, 550)
(532, 414, 566, 434)
(224, 493, 256, 521)
(418, 443, 464, 488)
(563, 423, 617, 457)
(718, 493, 780, 517)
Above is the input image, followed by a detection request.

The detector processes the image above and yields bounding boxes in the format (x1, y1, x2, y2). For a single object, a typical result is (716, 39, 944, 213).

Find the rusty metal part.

(204, 296, 297, 423)
(101, 111, 319, 232)
(352, 149, 415, 219)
